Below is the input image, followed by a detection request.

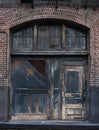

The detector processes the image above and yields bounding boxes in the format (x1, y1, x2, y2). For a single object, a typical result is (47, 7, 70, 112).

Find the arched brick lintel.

(10, 18, 90, 31)
(6, 7, 98, 30)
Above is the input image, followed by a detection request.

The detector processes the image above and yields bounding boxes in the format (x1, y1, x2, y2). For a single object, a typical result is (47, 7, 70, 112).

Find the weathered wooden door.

(12, 57, 86, 120)
(62, 65, 86, 120)
(12, 58, 49, 120)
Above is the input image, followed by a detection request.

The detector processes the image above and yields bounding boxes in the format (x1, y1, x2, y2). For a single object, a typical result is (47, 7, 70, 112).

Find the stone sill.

(0, 120, 99, 129)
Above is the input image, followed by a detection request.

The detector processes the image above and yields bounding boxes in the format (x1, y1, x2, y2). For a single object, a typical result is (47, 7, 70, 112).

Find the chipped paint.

(26, 69, 34, 76)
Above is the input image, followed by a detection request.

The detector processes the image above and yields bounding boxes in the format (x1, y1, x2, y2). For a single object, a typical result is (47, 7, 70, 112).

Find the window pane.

(38, 37, 49, 50)
(23, 37, 33, 49)
(66, 36, 76, 48)
(66, 27, 87, 50)
(50, 26, 61, 37)
(38, 25, 61, 50)
(12, 27, 33, 52)
(13, 31, 22, 37)
(50, 38, 61, 50)
(23, 28, 33, 36)
(66, 28, 75, 36)
(38, 26, 49, 37)
(81, 37, 86, 49)
(13, 37, 22, 49)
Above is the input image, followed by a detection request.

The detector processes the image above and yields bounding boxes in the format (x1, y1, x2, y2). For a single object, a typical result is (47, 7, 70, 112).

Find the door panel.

(62, 66, 85, 120)
(12, 59, 49, 119)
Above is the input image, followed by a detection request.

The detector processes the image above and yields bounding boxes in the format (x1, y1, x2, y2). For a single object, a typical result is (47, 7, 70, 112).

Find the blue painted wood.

(12, 59, 48, 115)
(66, 71, 79, 93)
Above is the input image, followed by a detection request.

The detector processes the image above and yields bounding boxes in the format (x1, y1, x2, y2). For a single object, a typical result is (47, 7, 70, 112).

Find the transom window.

(38, 25, 61, 50)
(12, 27, 33, 51)
(66, 28, 87, 50)
(12, 24, 87, 53)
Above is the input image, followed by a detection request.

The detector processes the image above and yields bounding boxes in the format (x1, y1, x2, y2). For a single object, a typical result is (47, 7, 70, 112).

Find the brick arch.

(2, 7, 98, 29)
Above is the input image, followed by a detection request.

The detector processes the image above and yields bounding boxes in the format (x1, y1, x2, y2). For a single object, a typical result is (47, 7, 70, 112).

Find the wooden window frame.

(37, 25, 62, 51)
(12, 27, 34, 52)
(11, 24, 88, 55)
(65, 26, 87, 51)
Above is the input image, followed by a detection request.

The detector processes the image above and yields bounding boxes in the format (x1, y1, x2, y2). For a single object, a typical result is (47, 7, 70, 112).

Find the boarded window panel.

(50, 38, 61, 50)
(66, 27, 87, 50)
(38, 26, 49, 37)
(77, 36, 82, 49)
(38, 26, 50, 50)
(66, 28, 75, 36)
(66, 71, 79, 93)
(27, 37, 33, 48)
(38, 37, 49, 50)
(50, 26, 61, 37)
(23, 28, 33, 36)
(49, 26, 61, 50)
(13, 31, 22, 37)
(66, 36, 71, 48)
(76, 36, 86, 49)
(66, 36, 76, 48)
(12, 27, 33, 52)
(13, 37, 22, 49)
(23, 37, 33, 48)
(81, 37, 86, 49)
(38, 25, 62, 51)
(71, 36, 76, 48)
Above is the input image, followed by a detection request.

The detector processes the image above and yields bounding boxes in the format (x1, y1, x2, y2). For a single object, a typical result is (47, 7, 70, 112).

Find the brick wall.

(89, 17, 99, 87)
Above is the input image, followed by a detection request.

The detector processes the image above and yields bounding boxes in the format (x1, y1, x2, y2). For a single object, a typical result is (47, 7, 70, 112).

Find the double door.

(12, 57, 86, 120)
